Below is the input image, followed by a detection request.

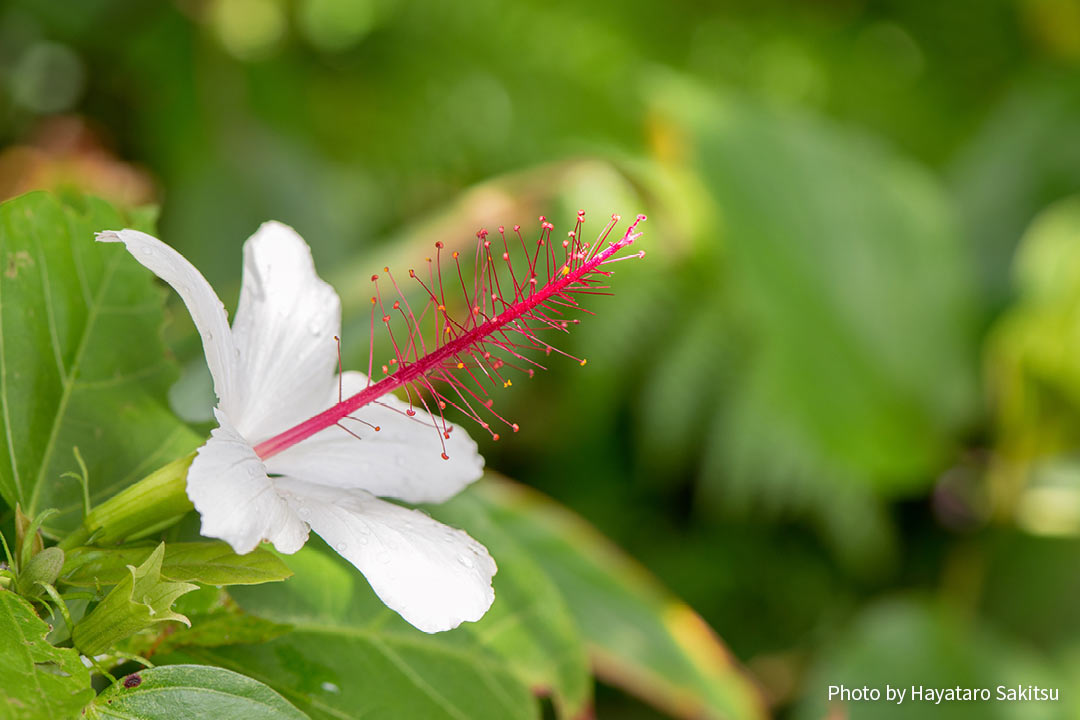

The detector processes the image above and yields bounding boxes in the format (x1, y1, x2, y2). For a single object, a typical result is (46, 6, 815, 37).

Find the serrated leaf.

(162, 544, 539, 720)
(0, 191, 202, 535)
(61, 541, 293, 587)
(472, 477, 765, 720)
(0, 589, 94, 720)
(85, 665, 310, 720)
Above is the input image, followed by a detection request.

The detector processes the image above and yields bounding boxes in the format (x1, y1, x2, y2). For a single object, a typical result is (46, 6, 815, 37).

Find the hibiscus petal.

(187, 409, 310, 555)
(265, 371, 485, 503)
(96, 229, 242, 416)
(230, 221, 341, 441)
(277, 478, 495, 633)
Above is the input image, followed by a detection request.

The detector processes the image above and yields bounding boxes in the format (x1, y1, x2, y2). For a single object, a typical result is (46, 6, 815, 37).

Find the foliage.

(2, 1, 1080, 717)
(0, 190, 760, 720)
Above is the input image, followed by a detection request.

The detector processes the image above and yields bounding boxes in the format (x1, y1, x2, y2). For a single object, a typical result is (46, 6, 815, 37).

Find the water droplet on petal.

(141, 246, 152, 255)
(457, 554, 474, 568)
(309, 321, 322, 335)
(335, 542, 347, 552)
(358, 534, 369, 545)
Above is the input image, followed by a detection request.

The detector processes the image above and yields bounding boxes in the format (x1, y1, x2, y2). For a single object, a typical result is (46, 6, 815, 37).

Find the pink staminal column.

(253, 212, 647, 461)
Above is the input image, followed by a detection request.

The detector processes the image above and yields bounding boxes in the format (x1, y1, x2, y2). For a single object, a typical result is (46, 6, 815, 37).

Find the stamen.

(252, 213, 646, 460)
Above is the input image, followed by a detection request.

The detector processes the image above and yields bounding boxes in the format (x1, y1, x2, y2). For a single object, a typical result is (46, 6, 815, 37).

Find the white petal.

(187, 409, 309, 555)
(264, 371, 484, 503)
(97, 229, 241, 417)
(230, 221, 341, 441)
(277, 478, 495, 633)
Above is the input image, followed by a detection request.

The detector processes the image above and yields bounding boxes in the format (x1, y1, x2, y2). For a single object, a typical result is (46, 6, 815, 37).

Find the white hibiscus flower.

(97, 222, 495, 633)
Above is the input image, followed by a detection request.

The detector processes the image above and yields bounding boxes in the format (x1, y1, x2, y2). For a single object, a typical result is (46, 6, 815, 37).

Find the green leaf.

(62, 541, 293, 587)
(0, 589, 94, 720)
(428, 483, 592, 718)
(643, 76, 981, 566)
(163, 545, 539, 720)
(470, 477, 765, 720)
(0, 191, 203, 535)
(73, 543, 198, 655)
(85, 665, 310, 720)
(951, 72, 1080, 307)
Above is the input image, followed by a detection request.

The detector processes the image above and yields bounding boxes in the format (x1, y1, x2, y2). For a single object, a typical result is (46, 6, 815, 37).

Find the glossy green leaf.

(428, 483, 592, 718)
(470, 477, 766, 720)
(0, 589, 94, 720)
(62, 541, 293, 587)
(85, 665, 310, 720)
(0, 191, 203, 535)
(161, 544, 538, 720)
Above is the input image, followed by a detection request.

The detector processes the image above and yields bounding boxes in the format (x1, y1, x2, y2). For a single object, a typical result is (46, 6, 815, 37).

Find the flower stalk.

(58, 454, 195, 551)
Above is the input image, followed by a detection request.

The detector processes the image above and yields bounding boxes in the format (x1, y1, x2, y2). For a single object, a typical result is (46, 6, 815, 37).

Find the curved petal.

(96, 229, 241, 417)
(264, 371, 485, 503)
(277, 478, 495, 633)
(230, 221, 341, 441)
(187, 409, 310, 555)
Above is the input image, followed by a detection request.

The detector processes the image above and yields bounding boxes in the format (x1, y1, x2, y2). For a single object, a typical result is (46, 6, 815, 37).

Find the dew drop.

(335, 542, 347, 552)
(321, 682, 340, 694)
(457, 554, 474, 568)
(140, 246, 152, 255)
(358, 534, 369, 545)
(309, 321, 322, 335)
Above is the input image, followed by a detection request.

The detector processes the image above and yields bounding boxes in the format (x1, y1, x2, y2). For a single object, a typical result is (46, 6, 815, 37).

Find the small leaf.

(122, 586, 293, 657)
(15, 547, 64, 599)
(0, 588, 94, 720)
(84, 665, 310, 720)
(62, 541, 293, 587)
(72, 543, 198, 655)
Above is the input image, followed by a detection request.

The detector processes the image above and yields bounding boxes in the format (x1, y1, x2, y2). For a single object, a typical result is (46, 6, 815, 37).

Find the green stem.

(58, 453, 196, 551)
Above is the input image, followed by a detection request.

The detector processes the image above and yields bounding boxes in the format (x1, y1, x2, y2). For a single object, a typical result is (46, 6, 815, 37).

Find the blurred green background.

(4, 0, 1080, 716)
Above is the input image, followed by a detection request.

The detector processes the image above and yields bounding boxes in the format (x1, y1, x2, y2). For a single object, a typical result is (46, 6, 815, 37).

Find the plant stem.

(58, 454, 195, 551)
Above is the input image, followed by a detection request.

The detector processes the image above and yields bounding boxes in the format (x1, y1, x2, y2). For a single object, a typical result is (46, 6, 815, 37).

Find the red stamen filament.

(252, 213, 645, 460)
